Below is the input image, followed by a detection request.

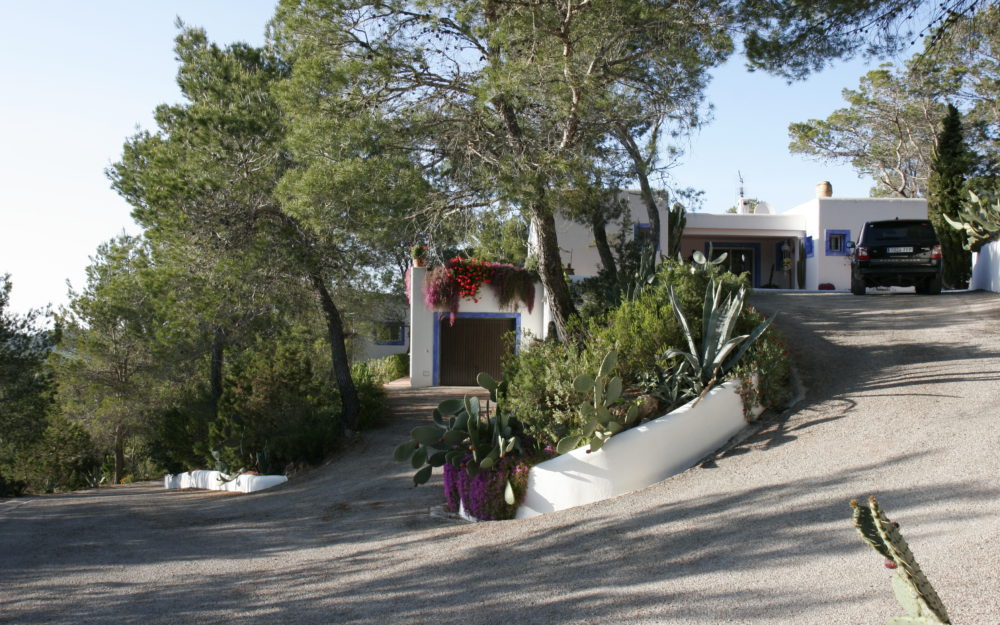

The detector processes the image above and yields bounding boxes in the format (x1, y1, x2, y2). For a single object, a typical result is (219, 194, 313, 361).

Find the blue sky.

(0, 2, 905, 316)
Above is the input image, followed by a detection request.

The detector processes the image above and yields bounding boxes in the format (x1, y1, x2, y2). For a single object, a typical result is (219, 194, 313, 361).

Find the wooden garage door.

(439, 316, 515, 386)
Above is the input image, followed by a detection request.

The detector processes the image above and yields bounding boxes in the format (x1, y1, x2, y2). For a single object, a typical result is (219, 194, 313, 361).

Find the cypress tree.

(928, 104, 973, 289)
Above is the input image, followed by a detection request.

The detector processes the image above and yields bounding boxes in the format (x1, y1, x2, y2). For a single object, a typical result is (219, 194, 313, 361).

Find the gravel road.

(1, 291, 998, 625)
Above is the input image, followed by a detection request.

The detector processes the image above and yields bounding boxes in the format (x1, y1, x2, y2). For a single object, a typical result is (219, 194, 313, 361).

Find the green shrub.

(651, 260, 749, 331)
(388, 352, 409, 379)
(215, 335, 341, 472)
(20, 415, 99, 493)
(502, 259, 787, 449)
(351, 362, 388, 430)
(587, 260, 749, 384)
(733, 306, 792, 414)
(585, 294, 682, 383)
(354, 352, 408, 386)
(501, 331, 601, 448)
(149, 392, 214, 474)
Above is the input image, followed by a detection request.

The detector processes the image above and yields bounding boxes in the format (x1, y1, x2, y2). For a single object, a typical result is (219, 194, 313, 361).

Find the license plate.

(886, 246, 913, 253)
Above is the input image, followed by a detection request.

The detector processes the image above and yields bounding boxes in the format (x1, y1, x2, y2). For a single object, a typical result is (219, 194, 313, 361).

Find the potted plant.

(410, 244, 429, 267)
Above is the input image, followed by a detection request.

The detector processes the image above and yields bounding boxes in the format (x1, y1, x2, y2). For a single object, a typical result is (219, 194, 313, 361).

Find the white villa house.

(551, 183, 928, 290)
(406, 182, 929, 387)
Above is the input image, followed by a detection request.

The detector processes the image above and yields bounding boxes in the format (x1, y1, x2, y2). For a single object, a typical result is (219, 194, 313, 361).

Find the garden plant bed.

(516, 378, 763, 518)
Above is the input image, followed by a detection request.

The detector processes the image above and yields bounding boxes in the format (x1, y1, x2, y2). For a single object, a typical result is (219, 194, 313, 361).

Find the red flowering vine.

(422, 257, 535, 325)
(448, 257, 492, 302)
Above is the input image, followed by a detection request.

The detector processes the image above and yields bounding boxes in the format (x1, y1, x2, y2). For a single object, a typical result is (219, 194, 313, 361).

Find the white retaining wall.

(164, 470, 287, 494)
(971, 241, 1000, 292)
(516, 380, 761, 519)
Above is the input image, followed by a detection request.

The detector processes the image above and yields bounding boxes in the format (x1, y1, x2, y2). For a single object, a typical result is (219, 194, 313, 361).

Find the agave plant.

(621, 245, 659, 302)
(662, 279, 774, 402)
(942, 190, 1000, 252)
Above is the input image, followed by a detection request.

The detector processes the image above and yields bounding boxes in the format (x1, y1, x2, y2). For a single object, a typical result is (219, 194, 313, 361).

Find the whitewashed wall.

(164, 470, 287, 493)
(539, 190, 668, 278)
(516, 380, 763, 518)
(679, 214, 805, 289)
(409, 265, 546, 387)
(785, 197, 928, 290)
(355, 335, 409, 363)
(970, 241, 1000, 292)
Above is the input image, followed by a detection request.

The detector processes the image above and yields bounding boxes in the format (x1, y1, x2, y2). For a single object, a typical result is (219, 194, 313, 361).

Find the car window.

(864, 223, 936, 245)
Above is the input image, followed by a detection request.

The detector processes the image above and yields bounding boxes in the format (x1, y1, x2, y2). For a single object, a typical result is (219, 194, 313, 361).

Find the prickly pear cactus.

(555, 350, 640, 454)
(392, 370, 520, 491)
(850, 497, 951, 625)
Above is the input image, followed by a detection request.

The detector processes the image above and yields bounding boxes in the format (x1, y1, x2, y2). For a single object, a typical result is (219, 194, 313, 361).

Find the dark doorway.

(715, 247, 756, 285)
(439, 316, 515, 386)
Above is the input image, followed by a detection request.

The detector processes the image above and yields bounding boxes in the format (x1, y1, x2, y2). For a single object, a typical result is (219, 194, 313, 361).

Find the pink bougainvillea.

(422, 257, 535, 325)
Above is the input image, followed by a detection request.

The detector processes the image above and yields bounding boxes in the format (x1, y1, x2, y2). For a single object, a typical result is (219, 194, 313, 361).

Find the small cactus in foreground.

(851, 497, 951, 625)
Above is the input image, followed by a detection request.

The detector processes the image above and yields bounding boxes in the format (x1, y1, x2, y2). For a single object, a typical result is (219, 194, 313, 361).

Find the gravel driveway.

(1, 291, 998, 625)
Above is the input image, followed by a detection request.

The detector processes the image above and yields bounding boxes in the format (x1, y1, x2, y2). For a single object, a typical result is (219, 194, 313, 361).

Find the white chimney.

(816, 181, 833, 198)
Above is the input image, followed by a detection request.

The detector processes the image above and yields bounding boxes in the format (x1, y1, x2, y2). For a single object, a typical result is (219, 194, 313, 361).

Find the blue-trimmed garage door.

(439, 317, 515, 386)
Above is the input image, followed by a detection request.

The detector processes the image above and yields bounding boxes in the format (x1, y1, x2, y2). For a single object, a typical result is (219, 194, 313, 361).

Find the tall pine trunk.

(530, 205, 578, 344)
(590, 209, 618, 283)
(113, 424, 125, 485)
(616, 128, 661, 246)
(210, 326, 225, 420)
(310, 272, 360, 431)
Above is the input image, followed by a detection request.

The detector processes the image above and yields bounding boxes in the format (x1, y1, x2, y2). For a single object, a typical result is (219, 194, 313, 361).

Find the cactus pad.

(850, 497, 950, 625)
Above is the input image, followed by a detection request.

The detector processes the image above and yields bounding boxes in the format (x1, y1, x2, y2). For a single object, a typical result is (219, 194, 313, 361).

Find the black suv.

(849, 219, 943, 295)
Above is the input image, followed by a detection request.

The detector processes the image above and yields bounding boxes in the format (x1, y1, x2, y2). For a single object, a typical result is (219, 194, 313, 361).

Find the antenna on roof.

(737, 170, 745, 200)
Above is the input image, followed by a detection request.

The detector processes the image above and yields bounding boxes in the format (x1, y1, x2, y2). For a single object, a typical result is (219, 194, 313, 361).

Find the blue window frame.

(373, 322, 406, 346)
(804, 236, 814, 258)
(825, 230, 851, 256)
(633, 223, 659, 250)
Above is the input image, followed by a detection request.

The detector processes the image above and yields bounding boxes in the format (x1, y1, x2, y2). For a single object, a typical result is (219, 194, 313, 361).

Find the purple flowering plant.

(443, 452, 552, 521)
(394, 372, 547, 519)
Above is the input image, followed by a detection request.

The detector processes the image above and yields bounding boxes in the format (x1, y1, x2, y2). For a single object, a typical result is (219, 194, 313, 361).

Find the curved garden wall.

(516, 380, 762, 519)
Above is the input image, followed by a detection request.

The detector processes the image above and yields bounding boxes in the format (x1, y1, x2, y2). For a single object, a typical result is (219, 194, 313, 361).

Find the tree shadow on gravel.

(4, 295, 997, 624)
(749, 291, 1000, 401)
(0, 387, 489, 575)
(3, 461, 993, 625)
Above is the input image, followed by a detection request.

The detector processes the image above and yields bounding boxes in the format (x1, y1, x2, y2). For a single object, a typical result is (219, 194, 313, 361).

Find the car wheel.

(925, 274, 942, 295)
(851, 276, 866, 296)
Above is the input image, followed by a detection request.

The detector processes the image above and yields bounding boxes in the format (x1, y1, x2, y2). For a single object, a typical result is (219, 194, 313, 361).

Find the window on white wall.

(825, 230, 850, 256)
(633, 223, 658, 250)
(374, 322, 406, 345)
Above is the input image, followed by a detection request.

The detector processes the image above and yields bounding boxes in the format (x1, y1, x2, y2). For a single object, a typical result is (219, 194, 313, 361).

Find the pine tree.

(929, 104, 973, 288)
